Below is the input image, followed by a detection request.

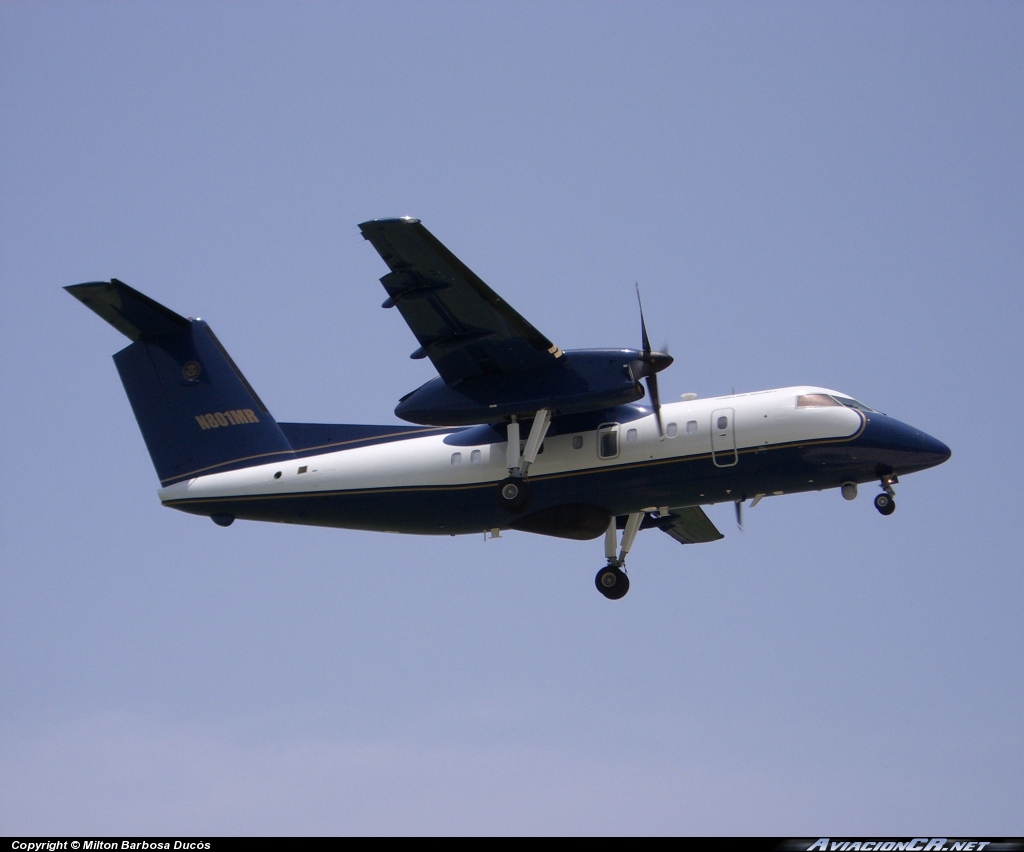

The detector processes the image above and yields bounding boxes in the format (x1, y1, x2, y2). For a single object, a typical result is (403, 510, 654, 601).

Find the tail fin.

(67, 279, 294, 485)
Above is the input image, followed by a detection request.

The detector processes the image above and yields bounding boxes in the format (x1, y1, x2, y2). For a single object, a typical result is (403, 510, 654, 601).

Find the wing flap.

(658, 506, 725, 545)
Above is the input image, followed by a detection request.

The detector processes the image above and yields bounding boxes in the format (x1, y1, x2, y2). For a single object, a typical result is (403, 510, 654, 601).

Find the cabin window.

(665, 422, 678, 438)
(686, 420, 697, 434)
(717, 415, 729, 430)
(571, 435, 583, 450)
(450, 452, 462, 465)
(597, 424, 619, 459)
(470, 449, 481, 463)
(626, 428, 638, 443)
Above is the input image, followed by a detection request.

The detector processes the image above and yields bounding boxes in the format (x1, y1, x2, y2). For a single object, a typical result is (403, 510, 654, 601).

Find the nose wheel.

(874, 493, 895, 515)
(874, 475, 897, 515)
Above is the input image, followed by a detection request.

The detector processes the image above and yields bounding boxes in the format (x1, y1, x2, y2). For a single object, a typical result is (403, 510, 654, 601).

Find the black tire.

(497, 477, 531, 513)
(874, 493, 896, 516)
(595, 566, 630, 600)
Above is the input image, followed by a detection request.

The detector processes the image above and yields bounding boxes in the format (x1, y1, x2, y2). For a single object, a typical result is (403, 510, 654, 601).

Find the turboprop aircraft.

(66, 217, 951, 599)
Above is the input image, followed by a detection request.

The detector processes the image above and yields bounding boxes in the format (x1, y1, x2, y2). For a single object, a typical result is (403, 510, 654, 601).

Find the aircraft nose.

(917, 430, 952, 465)
(921, 430, 950, 469)
(882, 418, 951, 472)
(855, 415, 951, 476)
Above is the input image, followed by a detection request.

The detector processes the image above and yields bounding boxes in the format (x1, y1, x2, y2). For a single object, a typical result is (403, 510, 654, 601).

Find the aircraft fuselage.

(158, 386, 950, 539)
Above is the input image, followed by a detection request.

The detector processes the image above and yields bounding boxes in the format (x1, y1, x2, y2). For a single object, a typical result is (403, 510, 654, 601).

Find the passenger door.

(711, 408, 737, 467)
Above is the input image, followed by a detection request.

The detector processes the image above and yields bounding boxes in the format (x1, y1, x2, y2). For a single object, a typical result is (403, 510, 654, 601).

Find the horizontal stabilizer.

(658, 506, 725, 545)
(65, 279, 189, 340)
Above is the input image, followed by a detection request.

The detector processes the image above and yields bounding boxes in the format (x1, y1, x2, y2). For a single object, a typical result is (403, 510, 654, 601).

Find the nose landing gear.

(874, 475, 897, 516)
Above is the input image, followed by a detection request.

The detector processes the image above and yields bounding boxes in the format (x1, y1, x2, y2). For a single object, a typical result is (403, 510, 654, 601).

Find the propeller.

(634, 284, 674, 436)
(734, 494, 763, 530)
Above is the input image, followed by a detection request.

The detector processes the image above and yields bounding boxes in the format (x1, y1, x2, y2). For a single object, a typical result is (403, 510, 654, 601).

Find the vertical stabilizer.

(67, 280, 294, 484)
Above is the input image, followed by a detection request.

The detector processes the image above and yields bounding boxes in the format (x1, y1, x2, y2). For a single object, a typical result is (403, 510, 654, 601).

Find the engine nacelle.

(394, 349, 646, 426)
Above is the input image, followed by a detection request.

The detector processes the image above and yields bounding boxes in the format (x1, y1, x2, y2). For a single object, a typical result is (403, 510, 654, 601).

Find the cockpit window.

(797, 394, 841, 408)
(797, 393, 875, 412)
(832, 396, 875, 412)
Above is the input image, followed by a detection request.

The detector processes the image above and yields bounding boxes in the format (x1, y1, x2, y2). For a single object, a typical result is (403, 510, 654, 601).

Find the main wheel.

(874, 493, 896, 516)
(595, 566, 630, 600)
(497, 477, 531, 513)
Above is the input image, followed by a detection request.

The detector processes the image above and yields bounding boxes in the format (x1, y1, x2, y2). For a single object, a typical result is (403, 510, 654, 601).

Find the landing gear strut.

(497, 409, 552, 514)
(874, 475, 897, 516)
(595, 512, 643, 600)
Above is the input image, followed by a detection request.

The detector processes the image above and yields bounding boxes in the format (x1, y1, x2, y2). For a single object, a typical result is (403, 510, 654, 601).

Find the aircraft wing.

(657, 506, 725, 545)
(359, 218, 563, 386)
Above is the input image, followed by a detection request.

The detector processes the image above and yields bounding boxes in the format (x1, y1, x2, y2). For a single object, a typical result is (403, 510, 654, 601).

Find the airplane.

(66, 217, 951, 599)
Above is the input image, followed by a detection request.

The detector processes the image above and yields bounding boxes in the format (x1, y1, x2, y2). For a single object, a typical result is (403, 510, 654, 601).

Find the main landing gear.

(874, 474, 897, 516)
(497, 409, 552, 514)
(497, 477, 531, 512)
(595, 513, 643, 600)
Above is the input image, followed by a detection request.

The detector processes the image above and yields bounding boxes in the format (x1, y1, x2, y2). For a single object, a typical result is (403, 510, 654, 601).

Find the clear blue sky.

(2, 1, 1021, 835)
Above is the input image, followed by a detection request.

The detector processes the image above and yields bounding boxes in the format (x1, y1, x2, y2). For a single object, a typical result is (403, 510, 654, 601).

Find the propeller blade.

(734, 499, 744, 531)
(634, 283, 673, 437)
(648, 371, 664, 437)
(636, 283, 652, 356)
